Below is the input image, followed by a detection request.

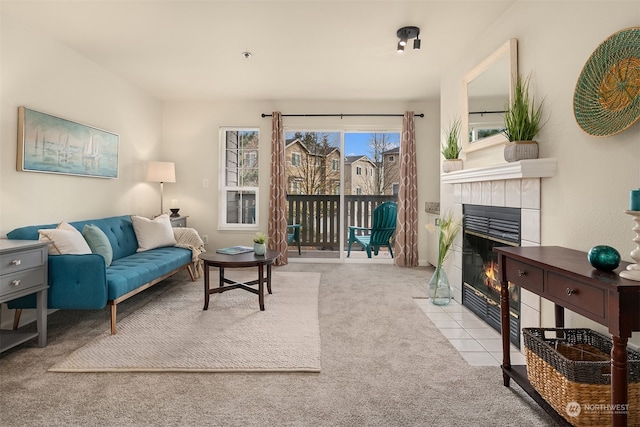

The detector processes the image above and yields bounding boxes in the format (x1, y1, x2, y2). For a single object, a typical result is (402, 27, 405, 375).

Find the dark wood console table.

(495, 246, 640, 427)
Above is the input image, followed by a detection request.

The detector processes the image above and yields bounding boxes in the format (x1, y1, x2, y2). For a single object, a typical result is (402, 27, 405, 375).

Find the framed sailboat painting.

(17, 106, 119, 178)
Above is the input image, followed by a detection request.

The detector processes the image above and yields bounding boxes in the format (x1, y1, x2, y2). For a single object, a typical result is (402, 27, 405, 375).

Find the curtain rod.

(468, 110, 505, 116)
(261, 113, 424, 118)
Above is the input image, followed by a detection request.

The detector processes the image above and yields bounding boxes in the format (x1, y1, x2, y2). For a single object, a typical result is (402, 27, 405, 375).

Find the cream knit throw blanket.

(173, 227, 206, 278)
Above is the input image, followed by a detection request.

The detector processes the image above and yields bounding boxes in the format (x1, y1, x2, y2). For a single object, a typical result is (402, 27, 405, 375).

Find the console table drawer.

(547, 272, 605, 318)
(0, 268, 46, 296)
(0, 248, 45, 275)
(504, 259, 543, 293)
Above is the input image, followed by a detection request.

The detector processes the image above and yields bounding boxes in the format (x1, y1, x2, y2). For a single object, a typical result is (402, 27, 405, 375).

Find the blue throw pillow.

(82, 224, 113, 267)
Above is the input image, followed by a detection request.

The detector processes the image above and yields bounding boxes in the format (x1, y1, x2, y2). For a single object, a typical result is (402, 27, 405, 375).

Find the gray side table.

(0, 239, 48, 352)
(170, 216, 188, 228)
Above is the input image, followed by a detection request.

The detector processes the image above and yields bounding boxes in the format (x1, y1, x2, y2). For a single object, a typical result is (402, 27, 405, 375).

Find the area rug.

(49, 271, 321, 373)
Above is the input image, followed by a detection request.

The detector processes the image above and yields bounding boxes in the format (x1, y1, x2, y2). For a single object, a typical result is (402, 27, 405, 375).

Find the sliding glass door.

(284, 130, 399, 261)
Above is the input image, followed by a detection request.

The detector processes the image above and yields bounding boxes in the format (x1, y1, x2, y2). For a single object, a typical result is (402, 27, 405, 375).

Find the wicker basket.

(523, 328, 640, 426)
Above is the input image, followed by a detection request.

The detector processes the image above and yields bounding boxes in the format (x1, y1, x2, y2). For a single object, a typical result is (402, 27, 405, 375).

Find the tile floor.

(414, 298, 526, 367)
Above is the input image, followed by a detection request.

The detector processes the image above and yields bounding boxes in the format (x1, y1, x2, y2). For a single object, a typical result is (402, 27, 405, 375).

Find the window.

(291, 180, 301, 195)
(388, 155, 395, 162)
(356, 166, 362, 176)
(392, 183, 399, 196)
(332, 159, 339, 171)
(355, 186, 362, 195)
(219, 128, 259, 230)
(291, 152, 301, 167)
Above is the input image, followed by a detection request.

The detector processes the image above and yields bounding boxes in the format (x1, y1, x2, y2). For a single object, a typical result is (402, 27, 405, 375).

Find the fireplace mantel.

(440, 158, 557, 184)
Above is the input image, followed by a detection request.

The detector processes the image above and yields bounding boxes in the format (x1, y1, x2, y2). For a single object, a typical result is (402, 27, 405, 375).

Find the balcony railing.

(286, 195, 397, 250)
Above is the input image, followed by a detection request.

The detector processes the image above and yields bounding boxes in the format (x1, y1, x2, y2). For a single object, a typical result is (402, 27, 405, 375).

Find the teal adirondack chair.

(287, 224, 301, 255)
(347, 201, 397, 258)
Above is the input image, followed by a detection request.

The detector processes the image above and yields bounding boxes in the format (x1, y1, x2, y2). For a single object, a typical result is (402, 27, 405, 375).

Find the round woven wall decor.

(573, 27, 640, 137)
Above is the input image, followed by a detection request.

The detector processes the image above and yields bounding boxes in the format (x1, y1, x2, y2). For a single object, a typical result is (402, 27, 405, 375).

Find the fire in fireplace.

(462, 204, 521, 347)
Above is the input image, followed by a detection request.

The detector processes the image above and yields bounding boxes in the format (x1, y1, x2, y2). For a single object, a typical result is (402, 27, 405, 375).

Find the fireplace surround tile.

(481, 182, 492, 205)
(491, 180, 506, 207)
(521, 178, 540, 209)
(521, 288, 541, 312)
(471, 182, 482, 205)
(453, 183, 462, 203)
(521, 208, 541, 244)
(505, 180, 521, 207)
(461, 183, 471, 204)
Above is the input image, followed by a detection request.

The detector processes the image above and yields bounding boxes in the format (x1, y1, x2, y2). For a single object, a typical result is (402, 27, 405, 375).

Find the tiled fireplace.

(440, 159, 557, 347)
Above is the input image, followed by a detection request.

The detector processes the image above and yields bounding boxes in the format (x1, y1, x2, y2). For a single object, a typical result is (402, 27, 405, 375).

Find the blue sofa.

(6, 215, 195, 334)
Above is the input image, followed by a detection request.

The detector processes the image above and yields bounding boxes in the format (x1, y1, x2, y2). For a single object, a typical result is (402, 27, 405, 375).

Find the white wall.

(0, 8, 441, 264)
(0, 12, 164, 236)
(440, 1, 640, 344)
(161, 99, 440, 264)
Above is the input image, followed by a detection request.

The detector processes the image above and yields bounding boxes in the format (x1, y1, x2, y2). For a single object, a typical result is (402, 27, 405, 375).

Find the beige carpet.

(49, 271, 321, 373)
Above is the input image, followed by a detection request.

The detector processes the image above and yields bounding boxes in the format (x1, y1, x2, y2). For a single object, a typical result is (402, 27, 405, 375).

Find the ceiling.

(1, 0, 517, 102)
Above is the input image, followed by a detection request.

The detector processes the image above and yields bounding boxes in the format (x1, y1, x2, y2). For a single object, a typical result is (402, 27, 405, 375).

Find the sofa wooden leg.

(110, 304, 117, 335)
(13, 309, 22, 330)
(187, 264, 196, 282)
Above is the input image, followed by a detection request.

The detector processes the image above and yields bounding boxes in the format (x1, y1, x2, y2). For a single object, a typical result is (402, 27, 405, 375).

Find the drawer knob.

(566, 288, 576, 296)
(518, 269, 526, 277)
(11, 279, 21, 287)
(11, 259, 21, 266)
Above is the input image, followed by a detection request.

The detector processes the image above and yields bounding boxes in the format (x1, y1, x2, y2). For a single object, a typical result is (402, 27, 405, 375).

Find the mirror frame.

(461, 39, 518, 154)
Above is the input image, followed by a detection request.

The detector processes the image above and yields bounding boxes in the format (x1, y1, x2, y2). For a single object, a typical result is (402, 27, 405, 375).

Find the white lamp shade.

(146, 161, 176, 183)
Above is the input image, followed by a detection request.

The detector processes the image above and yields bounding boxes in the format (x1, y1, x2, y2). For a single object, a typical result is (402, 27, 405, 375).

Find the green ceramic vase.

(587, 245, 621, 272)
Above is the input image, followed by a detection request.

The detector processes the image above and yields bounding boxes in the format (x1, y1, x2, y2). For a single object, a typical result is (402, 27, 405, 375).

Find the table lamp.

(146, 161, 176, 216)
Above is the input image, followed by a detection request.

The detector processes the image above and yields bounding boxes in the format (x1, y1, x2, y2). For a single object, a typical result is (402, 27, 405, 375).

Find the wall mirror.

(462, 39, 518, 153)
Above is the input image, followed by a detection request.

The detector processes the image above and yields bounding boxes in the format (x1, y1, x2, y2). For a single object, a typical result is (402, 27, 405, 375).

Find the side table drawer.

(0, 268, 46, 296)
(503, 259, 543, 293)
(0, 248, 45, 275)
(170, 217, 187, 228)
(547, 272, 605, 319)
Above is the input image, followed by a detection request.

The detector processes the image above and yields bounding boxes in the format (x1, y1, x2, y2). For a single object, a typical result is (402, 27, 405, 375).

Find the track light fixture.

(396, 26, 420, 53)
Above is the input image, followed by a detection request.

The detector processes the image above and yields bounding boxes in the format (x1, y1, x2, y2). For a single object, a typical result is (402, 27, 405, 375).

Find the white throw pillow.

(39, 222, 92, 255)
(131, 214, 177, 252)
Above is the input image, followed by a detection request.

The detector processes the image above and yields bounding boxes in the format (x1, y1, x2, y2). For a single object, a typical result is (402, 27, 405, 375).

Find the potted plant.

(253, 232, 268, 256)
(441, 117, 463, 173)
(502, 74, 545, 162)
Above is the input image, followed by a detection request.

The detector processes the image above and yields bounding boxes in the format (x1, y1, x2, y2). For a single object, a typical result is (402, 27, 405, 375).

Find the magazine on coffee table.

(215, 245, 254, 255)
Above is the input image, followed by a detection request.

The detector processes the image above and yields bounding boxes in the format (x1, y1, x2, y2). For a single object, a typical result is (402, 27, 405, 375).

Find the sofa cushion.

(39, 222, 92, 255)
(83, 224, 114, 267)
(131, 214, 176, 252)
(106, 246, 191, 300)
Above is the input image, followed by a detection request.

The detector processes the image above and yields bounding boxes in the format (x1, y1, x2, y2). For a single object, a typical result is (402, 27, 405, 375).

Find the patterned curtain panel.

(268, 112, 288, 265)
(394, 111, 419, 267)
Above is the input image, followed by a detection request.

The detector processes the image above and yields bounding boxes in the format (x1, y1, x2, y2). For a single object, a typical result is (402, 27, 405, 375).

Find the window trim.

(291, 152, 301, 167)
(218, 127, 260, 231)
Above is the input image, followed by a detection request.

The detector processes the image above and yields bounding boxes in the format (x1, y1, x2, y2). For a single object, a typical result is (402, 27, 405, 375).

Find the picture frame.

(17, 106, 119, 178)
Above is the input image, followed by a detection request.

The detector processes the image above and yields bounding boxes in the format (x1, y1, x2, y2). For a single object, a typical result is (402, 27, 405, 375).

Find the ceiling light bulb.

(397, 43, 405, 53)
(399, 37, 408, 47)
(413, 38, 421, 49)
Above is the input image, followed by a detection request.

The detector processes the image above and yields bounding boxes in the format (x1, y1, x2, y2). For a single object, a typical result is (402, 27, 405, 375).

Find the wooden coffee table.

(199, 249, 280, 311)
